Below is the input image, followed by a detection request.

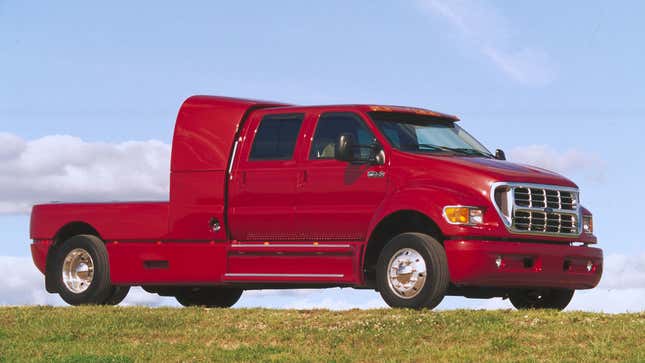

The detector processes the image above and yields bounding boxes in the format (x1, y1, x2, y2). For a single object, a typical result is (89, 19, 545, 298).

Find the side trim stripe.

(224, 273, 344, 278)
(231, 244, 351, 248)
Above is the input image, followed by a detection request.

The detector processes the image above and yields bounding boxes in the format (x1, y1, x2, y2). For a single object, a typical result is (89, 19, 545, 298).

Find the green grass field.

(0, 307, 643, 362)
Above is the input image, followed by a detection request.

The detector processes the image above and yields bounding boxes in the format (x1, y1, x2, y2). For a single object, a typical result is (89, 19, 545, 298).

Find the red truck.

(30, 96, 602, 310)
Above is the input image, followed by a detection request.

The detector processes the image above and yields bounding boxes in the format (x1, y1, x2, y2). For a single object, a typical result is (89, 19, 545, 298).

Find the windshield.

(369, 111, 493, 158)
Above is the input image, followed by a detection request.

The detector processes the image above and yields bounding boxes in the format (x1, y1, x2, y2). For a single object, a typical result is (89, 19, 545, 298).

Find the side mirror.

(335, 133, 355, 162)
(495, 149, 506, 161)
(372, 147, 385, 165)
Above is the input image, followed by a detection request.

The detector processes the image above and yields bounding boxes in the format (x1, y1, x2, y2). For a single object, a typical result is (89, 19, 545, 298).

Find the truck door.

(225, 110, 387, 284)
(295, 111, 388, 242)
(227, 112, 305, 241)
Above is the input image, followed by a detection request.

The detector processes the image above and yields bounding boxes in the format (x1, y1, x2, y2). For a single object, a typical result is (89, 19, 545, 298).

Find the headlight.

(583, 215, 593, 234)
(443, 206, 484, 225)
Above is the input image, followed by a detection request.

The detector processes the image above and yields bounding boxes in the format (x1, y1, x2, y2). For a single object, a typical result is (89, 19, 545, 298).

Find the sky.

(1, 0, 644, 311)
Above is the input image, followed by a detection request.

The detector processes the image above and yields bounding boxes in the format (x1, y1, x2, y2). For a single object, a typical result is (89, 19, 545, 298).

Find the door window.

(249, 114, 304, 160)
(309, 112, 375, 160)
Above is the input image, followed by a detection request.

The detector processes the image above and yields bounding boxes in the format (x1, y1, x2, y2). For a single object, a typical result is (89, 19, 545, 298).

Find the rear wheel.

(53, 234, 114, 306)
(175, 287, 243, 308)
(376, 232, 450, 309)
(509, 288, 574, 310)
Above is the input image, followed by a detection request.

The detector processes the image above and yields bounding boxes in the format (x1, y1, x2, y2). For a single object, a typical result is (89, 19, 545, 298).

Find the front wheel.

(175, 287, 243, 308)
(509, 288, 574, 310)
(376, 232, 450, 309)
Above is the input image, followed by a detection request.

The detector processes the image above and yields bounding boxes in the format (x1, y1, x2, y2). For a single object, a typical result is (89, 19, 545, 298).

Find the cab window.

(309, 112, 375, 160)
(249, 114, 304, 160)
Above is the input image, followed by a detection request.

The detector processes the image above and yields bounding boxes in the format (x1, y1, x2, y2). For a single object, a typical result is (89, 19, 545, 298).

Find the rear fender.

(43, 222, 103, 293)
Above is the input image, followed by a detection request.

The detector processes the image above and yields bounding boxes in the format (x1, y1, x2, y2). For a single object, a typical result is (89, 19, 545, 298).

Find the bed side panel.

(30, 202, 170, 241)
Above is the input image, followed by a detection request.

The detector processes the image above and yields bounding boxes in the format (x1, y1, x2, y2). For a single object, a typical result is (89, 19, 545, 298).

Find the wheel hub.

(387, 248, 427, 299)
(62, 248, 94, 293)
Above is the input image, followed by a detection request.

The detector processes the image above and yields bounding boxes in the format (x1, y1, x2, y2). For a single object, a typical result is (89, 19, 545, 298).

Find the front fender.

(367, 184, 494, 239)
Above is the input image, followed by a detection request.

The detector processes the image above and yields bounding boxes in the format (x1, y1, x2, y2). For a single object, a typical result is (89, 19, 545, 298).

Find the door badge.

(367, 171, 385, 178)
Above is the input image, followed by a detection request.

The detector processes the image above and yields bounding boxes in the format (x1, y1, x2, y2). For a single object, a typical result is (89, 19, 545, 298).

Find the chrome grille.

(513, 210, 577, 234)
(492, 183, 581, 237)
(514, 187, 576, 210)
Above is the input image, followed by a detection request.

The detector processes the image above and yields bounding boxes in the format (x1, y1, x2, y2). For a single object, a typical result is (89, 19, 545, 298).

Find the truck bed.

(30, 201, 170, 242)
(30, 200, 232, 285)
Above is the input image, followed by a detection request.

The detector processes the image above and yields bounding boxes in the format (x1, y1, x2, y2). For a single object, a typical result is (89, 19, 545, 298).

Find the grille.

(514, 187, 576, 210)
(493, 183, 580, 237)
(513, 210, 577, 234)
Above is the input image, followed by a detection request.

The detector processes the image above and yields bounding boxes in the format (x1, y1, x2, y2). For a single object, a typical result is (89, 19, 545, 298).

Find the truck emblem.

(367, 171, 385, 178)
(544, 207, 554, 213)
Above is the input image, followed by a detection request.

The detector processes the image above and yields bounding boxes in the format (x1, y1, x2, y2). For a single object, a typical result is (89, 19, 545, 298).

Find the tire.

(104, 286, 131, 306)
(376, 232, 450, 309)
(175, 287, 243, 308)
(53, 234, 114, 306)
(509, 288, 574, 310)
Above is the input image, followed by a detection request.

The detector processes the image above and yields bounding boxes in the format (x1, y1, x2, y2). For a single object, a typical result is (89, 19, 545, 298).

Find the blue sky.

(1, 1, 644, 310)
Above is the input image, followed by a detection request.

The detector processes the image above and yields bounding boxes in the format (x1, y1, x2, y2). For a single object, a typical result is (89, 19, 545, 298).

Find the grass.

(0, 307, 643, 362)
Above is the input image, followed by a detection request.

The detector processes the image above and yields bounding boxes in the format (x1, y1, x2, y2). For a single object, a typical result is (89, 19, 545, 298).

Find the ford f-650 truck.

(30, 96, 602, 310)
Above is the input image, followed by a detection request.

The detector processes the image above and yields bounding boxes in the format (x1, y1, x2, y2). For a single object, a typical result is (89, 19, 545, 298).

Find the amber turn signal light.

(443, 206, 484, 225)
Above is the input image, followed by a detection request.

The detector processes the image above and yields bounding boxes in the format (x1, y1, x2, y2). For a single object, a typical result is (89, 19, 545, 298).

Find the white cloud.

(1, 254, 643, 312)
(0, 256, 63, 306)
(417, 0, 556, 86)
(0, 133, 170, 214)
(120, 288, 178, 307)
(0, 256, 178, 306)
(0, 135, 602, 216)
(509, 145, 606, 182)
(241, 289, 389, 310)
(597, 253, 645, 290)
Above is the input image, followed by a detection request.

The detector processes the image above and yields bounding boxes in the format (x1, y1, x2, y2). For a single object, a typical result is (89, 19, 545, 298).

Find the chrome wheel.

(387, 248, 427, 299)
(62, 248, 94, 293)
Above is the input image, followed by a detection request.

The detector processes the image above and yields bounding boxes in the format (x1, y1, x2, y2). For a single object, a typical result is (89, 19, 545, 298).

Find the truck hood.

(396, 152, 578, 189)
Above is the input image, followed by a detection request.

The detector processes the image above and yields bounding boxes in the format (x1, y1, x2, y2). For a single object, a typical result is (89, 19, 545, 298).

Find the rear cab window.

(249, 113, 304, 161)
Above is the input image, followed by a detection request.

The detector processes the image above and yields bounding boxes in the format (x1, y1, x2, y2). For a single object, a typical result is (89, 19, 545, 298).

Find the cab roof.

(171, 95, 459, 172)
(262, 104, 460, 121)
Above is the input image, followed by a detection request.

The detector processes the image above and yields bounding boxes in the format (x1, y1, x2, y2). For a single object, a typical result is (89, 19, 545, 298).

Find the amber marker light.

(443, 206, 484, 225)
(583, 215, 594, 234)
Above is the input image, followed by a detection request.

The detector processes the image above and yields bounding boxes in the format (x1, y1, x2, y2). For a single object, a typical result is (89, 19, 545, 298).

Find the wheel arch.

(363, 210, 443, 285)
(45, 221, 103, 293)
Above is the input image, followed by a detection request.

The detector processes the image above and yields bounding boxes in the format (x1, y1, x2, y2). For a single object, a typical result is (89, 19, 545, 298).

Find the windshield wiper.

(404, 144, 494, 158)
(445, 147, 495, 158)
(408, 143, 457, 153)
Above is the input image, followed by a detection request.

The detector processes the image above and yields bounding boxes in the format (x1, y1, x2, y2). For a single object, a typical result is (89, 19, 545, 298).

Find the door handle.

(297, 170, 308, 187)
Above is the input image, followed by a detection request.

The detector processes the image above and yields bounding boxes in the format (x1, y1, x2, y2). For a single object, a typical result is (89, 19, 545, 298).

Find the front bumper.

(444, 239, 602, 290)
